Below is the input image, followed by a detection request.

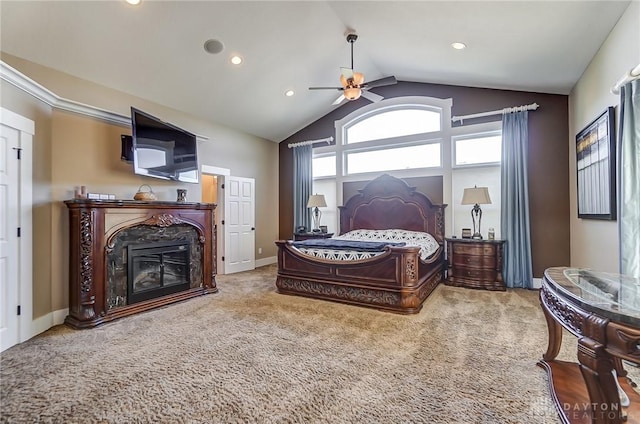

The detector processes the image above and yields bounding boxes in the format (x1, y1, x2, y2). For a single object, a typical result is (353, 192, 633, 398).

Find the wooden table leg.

(577, 337, 625, 424)
(540, 288, 563, 361)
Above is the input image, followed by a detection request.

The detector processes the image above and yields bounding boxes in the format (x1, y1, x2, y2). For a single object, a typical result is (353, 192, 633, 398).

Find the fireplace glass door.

(127, 241, 191, 304)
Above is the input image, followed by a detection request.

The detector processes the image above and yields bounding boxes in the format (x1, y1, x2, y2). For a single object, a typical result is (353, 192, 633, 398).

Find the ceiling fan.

(309, 33, 397, 105)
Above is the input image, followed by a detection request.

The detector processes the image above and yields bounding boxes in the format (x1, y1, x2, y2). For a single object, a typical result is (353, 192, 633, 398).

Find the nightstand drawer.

(449, 267, 496, 281)
(452, 243, 496, 256)
(453, 254, 495, 268)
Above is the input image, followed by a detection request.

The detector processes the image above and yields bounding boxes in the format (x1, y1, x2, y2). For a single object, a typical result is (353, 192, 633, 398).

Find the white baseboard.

(256, 256, 277, 268)
(532, 277, 542, 289)
(30, 308, 68, 341)
(53, 308, 69, 326)
(30, 313, 53, 339)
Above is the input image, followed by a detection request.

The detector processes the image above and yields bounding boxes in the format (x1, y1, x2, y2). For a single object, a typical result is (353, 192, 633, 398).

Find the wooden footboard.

(275, 240, 443, 314)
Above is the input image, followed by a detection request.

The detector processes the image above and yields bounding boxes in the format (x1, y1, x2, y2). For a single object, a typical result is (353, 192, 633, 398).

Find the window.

(345, 143, 441, 175)
(346, 108, 441, 144)
(311, 96, 453, 234)
(453, 131, 502, 167)
(451, 123, 502, 239)
(312, 154, 336, 178)
(338, 101, 446, 176)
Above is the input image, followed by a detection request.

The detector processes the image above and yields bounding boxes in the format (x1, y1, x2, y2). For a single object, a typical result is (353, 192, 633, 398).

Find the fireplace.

(127, 241, 191, 304)
(64, 200, 217, 329)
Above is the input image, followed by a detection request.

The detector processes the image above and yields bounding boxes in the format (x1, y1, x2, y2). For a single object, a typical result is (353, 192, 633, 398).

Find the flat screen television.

(130, 107, 199, 183)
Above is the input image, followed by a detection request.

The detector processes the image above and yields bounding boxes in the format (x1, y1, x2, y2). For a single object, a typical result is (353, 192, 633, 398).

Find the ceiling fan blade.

(332, 94, 346, 105)
(363, 76, 397, 89)
(361, 90, 384, 103)
(309, 87, 343, 91)
(340, 67, 354, 80)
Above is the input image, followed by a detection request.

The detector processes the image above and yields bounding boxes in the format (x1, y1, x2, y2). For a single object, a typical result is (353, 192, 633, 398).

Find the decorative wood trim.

(143, 213, 186, 228)
(540, 284, 587, 338)
(276, 276, 401, 307)
(405, 255, 417, 282)
(79, 211, 93, 294)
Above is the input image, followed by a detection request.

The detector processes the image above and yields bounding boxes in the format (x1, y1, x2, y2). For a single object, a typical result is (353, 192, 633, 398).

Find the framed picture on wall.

(576, 107, 616, 220)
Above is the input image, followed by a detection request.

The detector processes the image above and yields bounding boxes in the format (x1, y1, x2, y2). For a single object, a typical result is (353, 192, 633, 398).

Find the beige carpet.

(1, 265, 572, 423)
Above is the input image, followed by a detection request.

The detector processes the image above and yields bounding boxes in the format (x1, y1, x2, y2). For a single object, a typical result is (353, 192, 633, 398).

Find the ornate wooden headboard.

(338, 174, 446, 243)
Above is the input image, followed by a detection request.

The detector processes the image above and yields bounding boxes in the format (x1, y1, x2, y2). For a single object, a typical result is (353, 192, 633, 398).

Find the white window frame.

(343, 139, 443, 176)
(450, 120, 503, 239)
(451, 122, 502, 168)
(312, 152, 337, 179)
(312, 96, 454, 236)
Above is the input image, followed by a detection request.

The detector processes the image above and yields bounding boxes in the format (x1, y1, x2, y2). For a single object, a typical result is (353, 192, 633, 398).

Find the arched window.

(311, 95, 502, 240)
(311, 96, 453, 234)
(313, 97, 453, 179)
(346, 108, 441, 144)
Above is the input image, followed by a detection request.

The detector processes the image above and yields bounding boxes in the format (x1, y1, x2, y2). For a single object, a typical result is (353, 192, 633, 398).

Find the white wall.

(569, 1, 640, 272)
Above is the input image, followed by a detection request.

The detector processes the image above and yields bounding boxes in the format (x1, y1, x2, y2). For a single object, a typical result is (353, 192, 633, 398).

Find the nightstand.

(445, 238, 505, 291)
(293, 232, 334, 241)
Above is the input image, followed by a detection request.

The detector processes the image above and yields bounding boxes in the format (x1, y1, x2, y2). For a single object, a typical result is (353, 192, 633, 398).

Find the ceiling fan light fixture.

(309, 32, 396, 105)
(344, 87, 361, 100)
(340, 74, 349, 88)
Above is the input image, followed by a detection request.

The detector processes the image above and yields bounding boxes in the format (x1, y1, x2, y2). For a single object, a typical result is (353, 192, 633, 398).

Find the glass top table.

(540, 267, 640, 424)
(545, 267, 640, 327)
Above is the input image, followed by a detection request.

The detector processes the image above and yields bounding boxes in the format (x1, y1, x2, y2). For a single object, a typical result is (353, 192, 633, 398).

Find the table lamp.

(461, 186, 492, 239)
(307, 194, 327, 232)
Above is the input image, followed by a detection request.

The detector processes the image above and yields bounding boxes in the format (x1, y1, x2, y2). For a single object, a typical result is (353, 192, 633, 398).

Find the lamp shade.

(461, 187, 492, 205)
(307, 194, 327, 208)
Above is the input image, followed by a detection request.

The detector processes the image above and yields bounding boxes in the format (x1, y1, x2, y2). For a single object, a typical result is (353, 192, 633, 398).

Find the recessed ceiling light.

(230, 55, 243, 65)
(451, 42, 467, 50)
(125, 0, 141, 5)
(285, 90, 295, 97)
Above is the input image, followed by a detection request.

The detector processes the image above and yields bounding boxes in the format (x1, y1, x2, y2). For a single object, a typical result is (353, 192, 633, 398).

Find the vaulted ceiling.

(0, 1, 631, 142)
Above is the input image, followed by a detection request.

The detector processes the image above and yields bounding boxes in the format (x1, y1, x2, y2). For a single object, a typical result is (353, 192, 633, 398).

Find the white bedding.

(295, 229, 440, 262)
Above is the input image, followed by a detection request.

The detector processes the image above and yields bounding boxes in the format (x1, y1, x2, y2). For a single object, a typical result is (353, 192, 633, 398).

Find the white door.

(224, 176, 255, 274)
(0, 123, 20, 352)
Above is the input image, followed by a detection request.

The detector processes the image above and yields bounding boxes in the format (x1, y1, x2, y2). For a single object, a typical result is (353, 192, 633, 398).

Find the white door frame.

(1, 107, 33, 351)
(201, 165, 230, 275)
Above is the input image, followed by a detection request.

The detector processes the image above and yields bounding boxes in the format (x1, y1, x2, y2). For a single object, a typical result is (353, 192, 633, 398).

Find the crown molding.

(0, 60, 209, 142)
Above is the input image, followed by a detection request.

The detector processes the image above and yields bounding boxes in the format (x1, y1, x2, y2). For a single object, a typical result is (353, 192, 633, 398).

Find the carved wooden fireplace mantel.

(64, 199, 217, 329)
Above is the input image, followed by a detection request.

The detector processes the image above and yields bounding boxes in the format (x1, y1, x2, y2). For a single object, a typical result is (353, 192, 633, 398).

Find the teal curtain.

(501, 111, 533, 288)
(293, 145, 312, 233)
(618, 80, 640, 277)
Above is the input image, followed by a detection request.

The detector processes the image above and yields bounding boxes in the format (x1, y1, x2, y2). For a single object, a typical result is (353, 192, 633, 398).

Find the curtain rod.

(287, 136, 333, 149)
(610, 63, 640, 95)
(451, 102, 539, 124)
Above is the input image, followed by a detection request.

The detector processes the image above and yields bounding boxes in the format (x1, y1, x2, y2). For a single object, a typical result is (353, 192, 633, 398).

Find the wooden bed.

(275, 174, 447, 314)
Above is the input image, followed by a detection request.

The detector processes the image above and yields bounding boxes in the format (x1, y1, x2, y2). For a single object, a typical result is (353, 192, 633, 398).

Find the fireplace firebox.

(127, 241, 191, 304)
